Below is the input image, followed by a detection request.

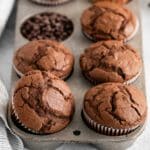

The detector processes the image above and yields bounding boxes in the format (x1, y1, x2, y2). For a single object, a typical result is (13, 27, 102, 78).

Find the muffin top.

(13, 40, 74, 79)
(84, 83, 147, 129)
(12, 70, 74, 133)
(81, 2, 137, 41)
(92, 0, 130, 5)
(80, 40, 142, 84)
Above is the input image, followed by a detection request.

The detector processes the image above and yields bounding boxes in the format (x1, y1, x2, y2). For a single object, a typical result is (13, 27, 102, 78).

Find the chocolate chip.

(73, 130, 81, 136)
(21, 12, 74, 41)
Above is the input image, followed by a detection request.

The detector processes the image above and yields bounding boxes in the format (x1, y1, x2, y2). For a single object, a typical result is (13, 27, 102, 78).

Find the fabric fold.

(0, 0, 15, 37)
(0, 79, 24, 150)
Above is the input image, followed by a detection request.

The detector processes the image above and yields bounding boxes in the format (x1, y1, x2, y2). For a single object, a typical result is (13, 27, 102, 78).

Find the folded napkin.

(0, 0, 15, 37)
(0, 79, 24, 150)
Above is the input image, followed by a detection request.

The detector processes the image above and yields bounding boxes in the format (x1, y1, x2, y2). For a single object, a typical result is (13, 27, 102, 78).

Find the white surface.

(0, 0, 150, 150)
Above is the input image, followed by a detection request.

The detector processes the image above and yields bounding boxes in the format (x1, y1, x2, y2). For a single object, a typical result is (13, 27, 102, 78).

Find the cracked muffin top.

(81, 1, 138, 41)
(80, 40, 142, 84)
(83, 83, 147, 129)
(12, 70, 74, 134)
(92, 0, 131, 5)
(13, 40, 74, 79)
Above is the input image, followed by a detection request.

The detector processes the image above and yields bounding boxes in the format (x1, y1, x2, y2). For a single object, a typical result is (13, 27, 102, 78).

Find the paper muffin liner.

(124, 68, 142, 84)
(82, 108, 138, 136)
(13, 63, 24, 78)
(11, 96, 40, 134)
(82, 67, 142, 85)
(82, 15, 139, 43)
(29, 0, 72, 6)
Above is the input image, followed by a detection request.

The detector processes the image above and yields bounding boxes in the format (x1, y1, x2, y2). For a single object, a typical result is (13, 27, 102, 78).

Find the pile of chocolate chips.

(21, 12, 74, 41)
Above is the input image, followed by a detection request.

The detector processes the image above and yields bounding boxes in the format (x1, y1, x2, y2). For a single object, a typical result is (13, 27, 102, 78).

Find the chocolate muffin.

(11, 70, 75, 134)
(80, 40, 142, 84)
(29, 0, 72, 5)
(92, 0, 131, 5)
(13, 40, 74, 80)
(83, 83, 147, 135)
(81, 2, 138, 42)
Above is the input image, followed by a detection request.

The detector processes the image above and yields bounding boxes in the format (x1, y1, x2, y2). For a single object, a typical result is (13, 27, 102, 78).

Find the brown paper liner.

(82, 108, 138, 136)
(11, 100, 40, 134)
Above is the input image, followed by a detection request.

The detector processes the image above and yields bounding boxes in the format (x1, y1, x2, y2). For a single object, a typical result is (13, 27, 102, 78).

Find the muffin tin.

(7, 0, 146, 149)
(20, 12, 74, 41)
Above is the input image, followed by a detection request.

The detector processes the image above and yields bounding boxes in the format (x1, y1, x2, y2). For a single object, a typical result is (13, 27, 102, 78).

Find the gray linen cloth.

(0, 0, 24, 149)
(0, 79, 24, 150)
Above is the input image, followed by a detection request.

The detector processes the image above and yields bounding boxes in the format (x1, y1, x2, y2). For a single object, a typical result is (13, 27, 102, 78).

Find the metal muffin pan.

(7, 0, 147, 149)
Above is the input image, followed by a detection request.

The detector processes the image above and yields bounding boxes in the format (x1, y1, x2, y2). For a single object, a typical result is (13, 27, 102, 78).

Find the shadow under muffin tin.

(20, 12, 74, 41)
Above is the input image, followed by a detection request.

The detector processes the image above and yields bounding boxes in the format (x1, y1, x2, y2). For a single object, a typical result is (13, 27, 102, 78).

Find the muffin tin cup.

(82, 108, 139, 136)
(92, 0, 132, 5)
(20, 12, 74, 42)
(82, 15, 139, 43)
(29, 0, 72, 6)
